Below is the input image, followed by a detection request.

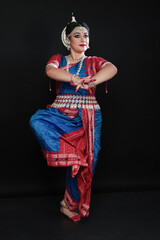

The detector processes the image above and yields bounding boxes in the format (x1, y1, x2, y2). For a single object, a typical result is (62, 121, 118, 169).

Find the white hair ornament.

(61, 13, 77, 50)
(61, 26, 69, 49)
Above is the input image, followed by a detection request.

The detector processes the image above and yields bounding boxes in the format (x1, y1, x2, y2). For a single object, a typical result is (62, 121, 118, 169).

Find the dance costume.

(30, 53, 109, 217)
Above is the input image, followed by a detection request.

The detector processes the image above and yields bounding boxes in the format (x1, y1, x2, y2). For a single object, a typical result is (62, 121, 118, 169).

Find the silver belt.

(51, 95, 100, 110)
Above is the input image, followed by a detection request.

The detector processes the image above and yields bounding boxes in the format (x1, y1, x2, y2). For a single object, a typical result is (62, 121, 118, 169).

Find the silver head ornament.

(71, 14, 76, 22)
(61, 13, 77, 50)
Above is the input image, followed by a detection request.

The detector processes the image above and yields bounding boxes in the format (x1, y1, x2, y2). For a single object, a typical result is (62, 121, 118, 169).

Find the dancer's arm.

(76, 63, 117, 91)
(82, 63, 117, 87)
(46, 66, 89, 92)
(46, 66, 73, 82)
(93, 63, 118, 86)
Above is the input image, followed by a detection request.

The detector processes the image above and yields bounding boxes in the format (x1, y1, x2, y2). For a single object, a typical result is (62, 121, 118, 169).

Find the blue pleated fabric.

(30, 107, 83, 153)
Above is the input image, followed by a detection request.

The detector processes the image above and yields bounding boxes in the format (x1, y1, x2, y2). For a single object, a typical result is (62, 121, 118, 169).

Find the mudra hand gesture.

(70, 75, 96, 92)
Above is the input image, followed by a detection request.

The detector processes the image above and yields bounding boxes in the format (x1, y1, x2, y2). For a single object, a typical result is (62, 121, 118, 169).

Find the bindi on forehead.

(69, 27, 88, 36)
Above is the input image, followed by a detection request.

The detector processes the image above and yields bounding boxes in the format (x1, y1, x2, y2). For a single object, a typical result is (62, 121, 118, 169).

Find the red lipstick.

(79, 44, 86, 47)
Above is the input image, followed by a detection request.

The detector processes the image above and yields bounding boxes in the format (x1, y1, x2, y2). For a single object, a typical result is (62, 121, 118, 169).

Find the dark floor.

(0, 190, 160, 240)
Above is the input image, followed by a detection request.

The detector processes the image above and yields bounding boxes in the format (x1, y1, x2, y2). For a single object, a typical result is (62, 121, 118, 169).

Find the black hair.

(66, 21, 90, 36)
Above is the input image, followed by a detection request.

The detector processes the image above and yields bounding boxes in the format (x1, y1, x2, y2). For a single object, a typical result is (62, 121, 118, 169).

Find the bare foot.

(71, 165, 80, 178)
(60, 199, 68, 208)
(60, 206, 81, 222)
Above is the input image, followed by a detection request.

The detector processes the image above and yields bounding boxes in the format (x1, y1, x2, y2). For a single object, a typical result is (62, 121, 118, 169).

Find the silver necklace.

(66, 55, 85, 76)
(69, 54, 84, 61)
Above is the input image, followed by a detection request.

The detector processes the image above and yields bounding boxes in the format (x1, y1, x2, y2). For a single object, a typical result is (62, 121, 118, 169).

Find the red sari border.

(42, 120, 88, 167)
(43, 150, 88, 167)
(64, 187, 79, 211)
(77, 108, 95, 217)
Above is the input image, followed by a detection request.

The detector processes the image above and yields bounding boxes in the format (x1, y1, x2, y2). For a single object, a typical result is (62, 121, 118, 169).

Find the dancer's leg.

(64, 167, 80, 209)
(60, 167, 81, 221)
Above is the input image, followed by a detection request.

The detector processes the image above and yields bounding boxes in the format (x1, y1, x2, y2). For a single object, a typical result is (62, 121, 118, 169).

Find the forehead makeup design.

(68, 27, 88, 37)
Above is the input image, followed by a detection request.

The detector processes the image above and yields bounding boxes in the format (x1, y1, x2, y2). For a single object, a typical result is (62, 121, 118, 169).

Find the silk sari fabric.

(30, 54, 108, 217)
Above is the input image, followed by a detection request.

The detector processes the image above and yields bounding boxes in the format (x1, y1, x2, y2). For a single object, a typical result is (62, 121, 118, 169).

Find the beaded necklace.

(66, 55, 85, 76)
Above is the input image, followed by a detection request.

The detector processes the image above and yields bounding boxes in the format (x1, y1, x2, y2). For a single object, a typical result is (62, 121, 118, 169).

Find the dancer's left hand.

(75, 77, 96, 92)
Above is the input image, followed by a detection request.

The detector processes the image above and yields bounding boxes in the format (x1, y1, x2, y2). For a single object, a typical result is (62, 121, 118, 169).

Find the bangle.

(70, 74, 76, 86)
(71, 74, 76, 81)
(90, 81, 95, 88)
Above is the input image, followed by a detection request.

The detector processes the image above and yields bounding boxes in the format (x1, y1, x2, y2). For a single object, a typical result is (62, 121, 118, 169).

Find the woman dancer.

(30, 14, 117, 222)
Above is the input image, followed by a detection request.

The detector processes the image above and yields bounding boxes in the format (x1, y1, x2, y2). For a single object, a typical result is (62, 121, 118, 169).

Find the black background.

(0, 0, 159, 197)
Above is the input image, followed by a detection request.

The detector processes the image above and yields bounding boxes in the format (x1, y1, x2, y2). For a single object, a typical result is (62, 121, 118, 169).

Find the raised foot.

(60, 207, 81, 222)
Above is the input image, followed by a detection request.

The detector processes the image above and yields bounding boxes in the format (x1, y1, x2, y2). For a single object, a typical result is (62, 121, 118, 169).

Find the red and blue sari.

(29, 54, 108, 217)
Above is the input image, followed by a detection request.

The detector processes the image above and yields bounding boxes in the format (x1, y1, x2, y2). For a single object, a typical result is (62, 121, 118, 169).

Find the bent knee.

(29, 114, 41, 133)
